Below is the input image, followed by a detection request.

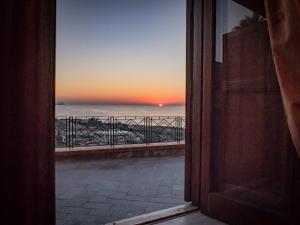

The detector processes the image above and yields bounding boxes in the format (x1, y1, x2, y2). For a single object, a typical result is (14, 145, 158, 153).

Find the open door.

(201, 0, 299, 224)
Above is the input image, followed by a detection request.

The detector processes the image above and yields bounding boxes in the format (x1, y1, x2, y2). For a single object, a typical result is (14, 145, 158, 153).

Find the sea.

(56, 104, 185, 117)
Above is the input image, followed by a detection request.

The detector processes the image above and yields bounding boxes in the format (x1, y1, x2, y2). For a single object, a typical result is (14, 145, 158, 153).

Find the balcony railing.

(56, 116, 185, 148)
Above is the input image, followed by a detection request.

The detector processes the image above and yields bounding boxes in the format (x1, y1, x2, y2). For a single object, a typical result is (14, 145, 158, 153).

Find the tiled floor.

(56, 156, 185, 225)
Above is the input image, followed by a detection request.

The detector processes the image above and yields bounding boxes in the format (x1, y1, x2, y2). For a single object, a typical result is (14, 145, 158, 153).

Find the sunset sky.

(56, 0, 186, 105)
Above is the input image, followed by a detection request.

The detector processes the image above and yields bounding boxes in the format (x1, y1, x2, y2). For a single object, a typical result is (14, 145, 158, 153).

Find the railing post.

(110, 116, 114, 147)
(73, 117, 76, 148)
(179, 117, 182, 143)
(180, 117, 184, 141)
(145, 116, 150, 145)
(65, 117, 68, 148)
(67, 117, 71, 149)
(148, 117, 153, 144)
(176, 117, 179, 143)
(149, 116, 151, 144)
(179, 116, 182, 143)
(72, 117, 74, 148)
(68, 116, 74, 149)
(144, 117, 146, 144)
(143, 116, 146, 144)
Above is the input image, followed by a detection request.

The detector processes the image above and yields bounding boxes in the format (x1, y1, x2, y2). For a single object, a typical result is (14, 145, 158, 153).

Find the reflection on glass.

(213, 0, 291, 213)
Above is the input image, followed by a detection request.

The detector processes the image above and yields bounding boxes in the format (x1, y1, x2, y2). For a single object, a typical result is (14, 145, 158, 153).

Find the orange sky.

(56, 56, 185, 105)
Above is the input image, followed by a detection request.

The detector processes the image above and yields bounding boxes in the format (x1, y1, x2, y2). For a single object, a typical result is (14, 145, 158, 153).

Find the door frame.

(185, 0, 204, 206)
(1, 1, 56, 225)
(1, 0, 217, 224)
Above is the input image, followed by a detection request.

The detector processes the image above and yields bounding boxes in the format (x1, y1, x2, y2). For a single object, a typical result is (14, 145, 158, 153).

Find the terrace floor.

(56, 156, 185, 225)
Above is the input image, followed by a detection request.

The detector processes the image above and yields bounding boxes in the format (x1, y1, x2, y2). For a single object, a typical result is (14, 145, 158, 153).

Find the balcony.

(56, 116, 186, 225)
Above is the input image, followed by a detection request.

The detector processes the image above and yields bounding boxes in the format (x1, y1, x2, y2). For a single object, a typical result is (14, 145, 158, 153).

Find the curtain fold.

(264, 0, 300, 156)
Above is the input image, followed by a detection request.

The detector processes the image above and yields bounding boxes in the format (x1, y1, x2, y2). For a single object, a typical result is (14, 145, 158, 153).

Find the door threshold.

(105, 203, 198, 225)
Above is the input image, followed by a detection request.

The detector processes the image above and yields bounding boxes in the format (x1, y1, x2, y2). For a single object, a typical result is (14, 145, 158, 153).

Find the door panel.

(201, 0, 295, 224)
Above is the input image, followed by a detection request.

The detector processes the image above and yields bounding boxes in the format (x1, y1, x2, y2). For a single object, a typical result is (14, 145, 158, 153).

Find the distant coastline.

(56, 104, 185, 117)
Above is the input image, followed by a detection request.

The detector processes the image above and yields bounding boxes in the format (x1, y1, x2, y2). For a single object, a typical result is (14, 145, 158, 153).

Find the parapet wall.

(55, 142, 185, 160)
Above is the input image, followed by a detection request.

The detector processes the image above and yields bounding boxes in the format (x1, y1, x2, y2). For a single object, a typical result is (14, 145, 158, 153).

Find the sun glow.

(158, 104, 163, 107)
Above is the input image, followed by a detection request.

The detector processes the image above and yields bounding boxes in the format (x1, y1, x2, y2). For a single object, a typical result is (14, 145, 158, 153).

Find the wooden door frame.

(200, 0, 214, 213)
(185, 0, 204, 206)
(0, 0, 206, 224)
(1, 1, 56, 225)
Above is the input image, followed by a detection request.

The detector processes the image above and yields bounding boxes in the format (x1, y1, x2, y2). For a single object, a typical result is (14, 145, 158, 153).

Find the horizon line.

(56, 102, 185, 106)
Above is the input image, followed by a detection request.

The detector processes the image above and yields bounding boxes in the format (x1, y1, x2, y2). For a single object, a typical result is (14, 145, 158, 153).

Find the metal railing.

(55, 116, 185, 148)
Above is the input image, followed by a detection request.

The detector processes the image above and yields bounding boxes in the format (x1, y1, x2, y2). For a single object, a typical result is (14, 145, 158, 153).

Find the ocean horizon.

(56, 104, 185, 117)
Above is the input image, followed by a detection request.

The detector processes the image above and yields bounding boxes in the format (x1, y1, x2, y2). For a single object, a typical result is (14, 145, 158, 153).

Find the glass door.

(201, 0, 295, 224)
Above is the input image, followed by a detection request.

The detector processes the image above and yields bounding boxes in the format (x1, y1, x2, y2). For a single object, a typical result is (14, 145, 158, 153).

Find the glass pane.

(212, 0, 292, 213)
